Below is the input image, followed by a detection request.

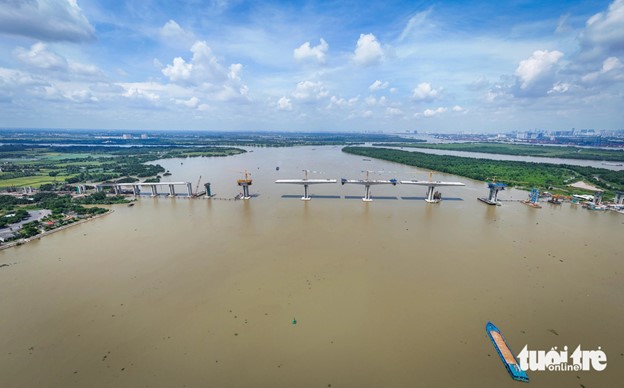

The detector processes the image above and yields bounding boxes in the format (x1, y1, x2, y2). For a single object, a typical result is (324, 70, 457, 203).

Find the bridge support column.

(594, 191, 603, 205)
(186, 182, 193, 197)
(168, 184, 175, 197)
(425, 186, 435, 202)
(616, 191, 624, 205)
(151, 185, 158, 197)
(114, 185, 121, 195)
(133, 185, 140, 196)
(204, 182, 212, 197)
(302, 184, 311, 201)
(241, 184, 250, 199)
(363, 184, 372, 202)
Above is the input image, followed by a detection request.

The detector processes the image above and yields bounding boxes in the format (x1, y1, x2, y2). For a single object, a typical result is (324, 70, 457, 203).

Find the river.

(375, 145, 624, 171)
(0, 146, 622, 387)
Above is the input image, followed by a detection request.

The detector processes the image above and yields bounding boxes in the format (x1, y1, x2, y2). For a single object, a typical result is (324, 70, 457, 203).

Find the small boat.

(276, 166, 280, 171)
(127, 203, 135, 207)
(486, 321, 529, 382)
(602, 162, 623, 166)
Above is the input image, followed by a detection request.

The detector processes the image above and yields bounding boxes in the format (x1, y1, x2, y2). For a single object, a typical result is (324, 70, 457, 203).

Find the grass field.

(0, 175, 75, 188)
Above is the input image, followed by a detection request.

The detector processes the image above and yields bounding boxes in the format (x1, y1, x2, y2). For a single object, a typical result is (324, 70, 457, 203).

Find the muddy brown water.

(1, 146, 622, 387)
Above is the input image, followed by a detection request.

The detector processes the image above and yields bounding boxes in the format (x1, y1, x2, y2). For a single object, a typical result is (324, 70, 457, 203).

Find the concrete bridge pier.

(150, 185, 158, 197)
(186, 182, 193, 197)
(168, 184, 176, 197)
(363, 184, 372, 202)
(594, 191, 603, 205)
(133, 185, 140, 196)
(615, 191, 624, 205)
(302, 184, 311, 201)
(425, 186, 436, 202)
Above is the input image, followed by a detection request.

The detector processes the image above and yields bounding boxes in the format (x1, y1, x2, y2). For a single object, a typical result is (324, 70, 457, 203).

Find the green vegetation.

(343, 146, 624, 195)
(0, 144, 245, 189)
(372, 142, 624, 162)
(74, 191, 129, 205)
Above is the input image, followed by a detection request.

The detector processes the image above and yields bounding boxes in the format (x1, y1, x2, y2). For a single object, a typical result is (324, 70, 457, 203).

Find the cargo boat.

(485, 321, 529, 382)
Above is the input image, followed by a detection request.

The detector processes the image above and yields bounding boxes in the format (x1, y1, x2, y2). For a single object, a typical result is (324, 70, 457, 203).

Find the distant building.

(140, 134, 149, 139)
(122, 134, 132, 140)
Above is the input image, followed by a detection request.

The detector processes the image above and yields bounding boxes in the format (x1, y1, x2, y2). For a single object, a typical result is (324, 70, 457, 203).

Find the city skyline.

(0, 0, 623, 132)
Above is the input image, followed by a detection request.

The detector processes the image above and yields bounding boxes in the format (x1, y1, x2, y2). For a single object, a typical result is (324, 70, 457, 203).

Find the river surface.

(376, 145, 624, 171)
(1, 146, 622, 388)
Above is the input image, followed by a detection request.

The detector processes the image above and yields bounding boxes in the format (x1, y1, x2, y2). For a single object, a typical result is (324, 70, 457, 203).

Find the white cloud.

(294, 38, 328, 63)
(160, 20, 196, 48)
(175, 96, 200, 108)
(14, 42, 104, 79)
(277, 96, 292, 111)
(412, 82, 441, 101)
(548, 82, 571, 94)
(515, 50, 564, 90)
(452, 105, 464, 112)
(579, 0, 624, 61)
(0, 0, 95, 42)
(369, 80, 388, 92)
(512, 50, 564, 96)
(422, 107, 447, 117)
(353, 33, 384, 66)
(161, 40, 249, 102)
(386, 107, 403, 116)
(162, 57, 193, 82)
(398, 9, 435, 41)
(123, 87, 160, 102)
(162, 41, 229, 85)
(327, 95, 358, 109)
(292, 80, 328, 101)
(581, 56, 624, 83)
(14, 42, 66, 71)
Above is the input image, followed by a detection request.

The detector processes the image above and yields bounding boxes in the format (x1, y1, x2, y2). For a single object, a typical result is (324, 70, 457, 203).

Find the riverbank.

(0, 209, 114, 252)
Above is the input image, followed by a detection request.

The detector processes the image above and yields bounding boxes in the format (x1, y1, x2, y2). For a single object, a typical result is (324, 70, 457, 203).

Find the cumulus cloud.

(412, 82, 441, 101)
(353, 33, 384, 66)
(369, 80, 388, 92)
(293, 38, 328, 63)
(578, 0, 624, 62)
(422, 107, 447, 117)
(0, 0, 95, 42)
(292, 80, 328, 101)
(277, 96, 292, 111)
(514, 50, 564, 94)
(581, 56, 624, 83)
(162, 41, 228, 84)
(327, 95, 358, 109)
(14, 42, 103, 79)
(123, 87, 160, 102)
(161, 40, 249, 101)
(452, 105, 464, 112)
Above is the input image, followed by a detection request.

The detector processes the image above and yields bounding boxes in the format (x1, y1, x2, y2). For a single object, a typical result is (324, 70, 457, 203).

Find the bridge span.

(96, 182, 193, 197)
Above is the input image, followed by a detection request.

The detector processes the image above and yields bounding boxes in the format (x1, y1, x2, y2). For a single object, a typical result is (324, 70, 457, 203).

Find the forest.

(371, 142, 624, 162)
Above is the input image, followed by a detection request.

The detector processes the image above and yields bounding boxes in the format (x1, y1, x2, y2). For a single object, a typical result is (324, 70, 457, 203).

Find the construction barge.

(486, 321, 529, 383)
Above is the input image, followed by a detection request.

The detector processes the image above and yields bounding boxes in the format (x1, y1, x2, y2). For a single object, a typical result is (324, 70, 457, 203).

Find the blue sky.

(0, 0, 622, 132)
